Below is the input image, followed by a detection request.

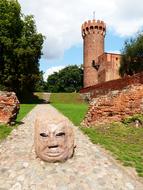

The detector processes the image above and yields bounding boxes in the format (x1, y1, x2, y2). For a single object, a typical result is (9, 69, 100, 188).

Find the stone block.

(0, 91, 20, 124)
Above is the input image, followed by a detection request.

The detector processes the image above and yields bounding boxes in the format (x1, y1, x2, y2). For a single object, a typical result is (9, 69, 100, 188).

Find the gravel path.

(0, 104, 143, 190)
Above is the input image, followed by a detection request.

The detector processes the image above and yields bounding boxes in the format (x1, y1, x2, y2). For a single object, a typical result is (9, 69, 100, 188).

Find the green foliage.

(50, 93, 88, 126)
(0, 0, 44, 100)
(35, 71, 47, 92)
(119, 32, 143, 76)
(81, 123, 143, 177)
(122, 114, 143, 125)
(46, 65, 83, 92)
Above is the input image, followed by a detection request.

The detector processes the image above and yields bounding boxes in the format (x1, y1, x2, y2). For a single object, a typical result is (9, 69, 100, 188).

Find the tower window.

(92, 60, 100, 70)
(92, 60, 95, 66)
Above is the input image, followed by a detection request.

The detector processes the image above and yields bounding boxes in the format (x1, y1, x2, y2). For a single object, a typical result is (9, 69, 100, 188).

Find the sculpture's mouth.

(44, 145, 64, 157)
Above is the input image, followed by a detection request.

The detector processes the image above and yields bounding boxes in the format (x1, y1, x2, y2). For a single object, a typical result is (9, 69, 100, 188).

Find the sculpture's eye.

(56, 132, 65, 137)
(40, 133, 48, 137)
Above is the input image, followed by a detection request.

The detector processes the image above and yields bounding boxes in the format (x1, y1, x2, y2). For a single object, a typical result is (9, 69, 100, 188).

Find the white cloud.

(107, 50, 121, 54)
(19, 0, 143, 59)
(43, 66, 64, 81)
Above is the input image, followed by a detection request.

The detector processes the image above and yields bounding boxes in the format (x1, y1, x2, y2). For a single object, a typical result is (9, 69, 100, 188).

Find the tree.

(119, 32, 143, 77)
(35, 71, 47, 92)
(0, 0, 44, 100)
(0, 0, 23, 91)
(46, 65, 83, 92)
(14, 15, 44, 98)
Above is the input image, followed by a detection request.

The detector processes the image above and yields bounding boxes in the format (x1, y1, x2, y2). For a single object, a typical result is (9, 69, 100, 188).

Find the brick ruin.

(81, 72, 143, 126)
(82, 84, 143, 127)
(0, 91, 20, 124)
(81, 19, 121, 88)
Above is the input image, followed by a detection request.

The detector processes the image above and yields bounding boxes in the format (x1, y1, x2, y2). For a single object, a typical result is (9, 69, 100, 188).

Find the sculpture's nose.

(48, 136, 58, 148)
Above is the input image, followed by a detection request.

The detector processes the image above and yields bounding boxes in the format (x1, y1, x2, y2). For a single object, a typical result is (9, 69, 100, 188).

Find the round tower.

(82, 19, 106, 87)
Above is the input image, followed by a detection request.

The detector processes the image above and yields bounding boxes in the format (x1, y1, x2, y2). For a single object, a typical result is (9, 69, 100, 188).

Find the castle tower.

(82, 19, 106, 87)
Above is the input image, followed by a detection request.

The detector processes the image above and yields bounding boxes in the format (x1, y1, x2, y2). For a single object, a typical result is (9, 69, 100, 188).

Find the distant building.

(81, 19, 121, 88)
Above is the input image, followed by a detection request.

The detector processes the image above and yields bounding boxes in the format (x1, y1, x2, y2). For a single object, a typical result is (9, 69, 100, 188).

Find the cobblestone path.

(0, 104, 143, 190)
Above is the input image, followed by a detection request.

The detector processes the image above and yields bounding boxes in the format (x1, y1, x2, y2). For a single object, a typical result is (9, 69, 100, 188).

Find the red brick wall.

(82, 85, 143, 126)
(98, 69, 106, 83)
(97, 53, 121, 83)
(80, 72, 143, 98)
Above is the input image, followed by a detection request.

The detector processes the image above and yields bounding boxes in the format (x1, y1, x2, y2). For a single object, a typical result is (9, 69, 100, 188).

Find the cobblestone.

(0, 104, 143, 190)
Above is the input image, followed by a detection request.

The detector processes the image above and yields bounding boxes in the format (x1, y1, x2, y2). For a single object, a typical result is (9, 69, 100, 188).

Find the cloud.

(43, 66, 64, 81)
(19, 0, 143, 59)
(107, 50, 121, 54)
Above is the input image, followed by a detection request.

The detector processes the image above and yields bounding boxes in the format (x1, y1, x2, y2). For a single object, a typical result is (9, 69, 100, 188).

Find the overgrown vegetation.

(0, 104, 36, 140)
(0, 0, 44, 100)
(119, 31, 143, 76)
(122, 114, 143, 126)
(50, 93, 88, 125)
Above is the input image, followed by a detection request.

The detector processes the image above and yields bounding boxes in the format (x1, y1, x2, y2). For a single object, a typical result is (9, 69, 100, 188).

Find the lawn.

(50, 93, 143, 177)
(50, 93, 85, 104)
(0, 104, 36, 140)
(81, 122, 143, 177)
(16, 104, 36, 122)
(50, 93, 88, 126)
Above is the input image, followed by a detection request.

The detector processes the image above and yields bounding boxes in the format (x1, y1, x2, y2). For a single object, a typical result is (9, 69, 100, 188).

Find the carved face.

(34, 119, 74, 162)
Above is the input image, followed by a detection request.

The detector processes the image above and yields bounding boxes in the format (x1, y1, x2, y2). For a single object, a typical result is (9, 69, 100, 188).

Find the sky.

(18, 0, 143, 81)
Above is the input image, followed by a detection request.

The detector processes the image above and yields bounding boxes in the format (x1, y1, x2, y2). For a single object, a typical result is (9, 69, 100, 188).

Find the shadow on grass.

(20, 94, 50, 104)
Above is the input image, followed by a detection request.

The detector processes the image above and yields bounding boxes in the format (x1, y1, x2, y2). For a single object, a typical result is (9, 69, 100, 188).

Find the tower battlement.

(82, 19, 106, 38)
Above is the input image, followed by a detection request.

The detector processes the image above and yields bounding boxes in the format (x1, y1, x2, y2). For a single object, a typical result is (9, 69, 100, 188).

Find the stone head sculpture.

(34, 117, 74, 162)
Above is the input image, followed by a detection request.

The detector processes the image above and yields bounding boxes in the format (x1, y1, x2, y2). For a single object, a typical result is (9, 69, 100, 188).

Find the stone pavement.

(0, 104, 143, 190)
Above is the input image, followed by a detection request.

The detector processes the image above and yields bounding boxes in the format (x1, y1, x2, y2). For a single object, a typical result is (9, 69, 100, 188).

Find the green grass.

(0, 104, 36, 140)
(0, 125, 13, 140)
(81, 122, 143, 177)
(50, 93, 143, 177)
(50, 93, 88, 126)
(16, 104, 36, 122)
(52, 103, 88, 126)
(50, 93, 85, 104)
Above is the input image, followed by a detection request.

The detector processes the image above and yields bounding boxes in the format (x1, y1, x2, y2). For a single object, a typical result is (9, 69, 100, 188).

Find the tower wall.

(82, 19, 106, 87)
(98, 53, 121, 83)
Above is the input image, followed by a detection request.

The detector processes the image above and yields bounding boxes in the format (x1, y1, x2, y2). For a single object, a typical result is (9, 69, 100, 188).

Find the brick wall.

(80, 72, 143, 98)
(82, 84, 143, 127)
(98, 53, 121, 83)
